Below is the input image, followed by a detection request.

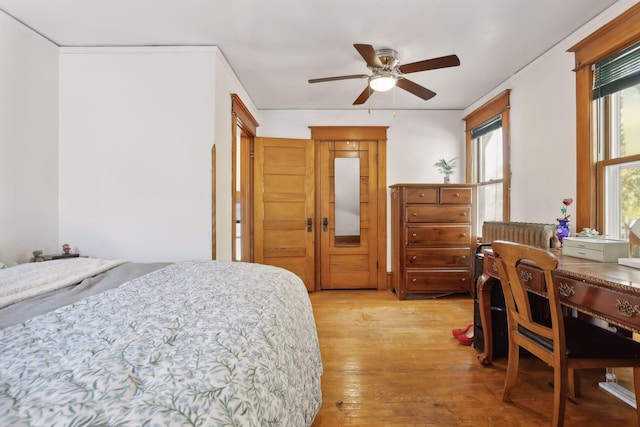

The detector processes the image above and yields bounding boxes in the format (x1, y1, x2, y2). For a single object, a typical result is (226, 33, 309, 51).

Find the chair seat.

(519, 316, 640, 359)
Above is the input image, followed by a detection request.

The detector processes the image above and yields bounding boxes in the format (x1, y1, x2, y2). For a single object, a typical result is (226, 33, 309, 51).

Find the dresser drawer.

(483, 254, 545, 293)
(562, 246, 609, 262)
(562, 237, 628, 262)
(516, 265, 546, 294)
(406, 187, 438, 204)
(406, 206, 471, 223)
(405, 248, 471, 267)
(553, 274, 640, 330)
(483, 254, 499, 277)
(440, 187, 472, 204)
(406, 225, 471, 246)
(406, 270, 471, 292)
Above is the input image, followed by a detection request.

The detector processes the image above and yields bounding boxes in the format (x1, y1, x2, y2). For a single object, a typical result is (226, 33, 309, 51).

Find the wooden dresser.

(390, 183, 477, 299)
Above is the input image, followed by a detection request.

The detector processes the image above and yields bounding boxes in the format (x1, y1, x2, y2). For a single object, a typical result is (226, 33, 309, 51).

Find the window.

(472, 117, 504, 230)
(594, 42, 640, 239)
(464, 90, 511, 235)
(569, 2, 640, 232)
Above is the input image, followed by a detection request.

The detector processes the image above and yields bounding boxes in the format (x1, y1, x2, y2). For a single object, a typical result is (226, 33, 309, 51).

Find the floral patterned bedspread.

(0, 260, 323, 426)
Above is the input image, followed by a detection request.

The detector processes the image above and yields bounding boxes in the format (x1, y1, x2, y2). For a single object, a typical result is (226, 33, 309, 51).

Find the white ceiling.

(0, 0, 620, 110)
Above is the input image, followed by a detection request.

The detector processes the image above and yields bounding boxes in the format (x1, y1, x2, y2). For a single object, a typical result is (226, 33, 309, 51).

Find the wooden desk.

(476, 248, 640, 365)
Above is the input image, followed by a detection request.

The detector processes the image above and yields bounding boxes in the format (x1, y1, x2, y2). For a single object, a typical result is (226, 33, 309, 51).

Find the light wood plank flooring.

(309, 290, 637, 427)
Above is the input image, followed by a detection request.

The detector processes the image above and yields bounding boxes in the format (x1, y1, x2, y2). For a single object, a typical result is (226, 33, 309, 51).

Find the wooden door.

(253, 137, 315, 290)
(319, 140, 378, 289)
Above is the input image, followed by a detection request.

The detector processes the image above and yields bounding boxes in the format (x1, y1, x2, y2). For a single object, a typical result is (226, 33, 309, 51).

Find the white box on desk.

(562, 237, 628, 262)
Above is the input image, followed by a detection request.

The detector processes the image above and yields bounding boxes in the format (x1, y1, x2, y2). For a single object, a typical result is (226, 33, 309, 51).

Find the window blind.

(593, 41, 640, 99)
(471, 115, 502, 139)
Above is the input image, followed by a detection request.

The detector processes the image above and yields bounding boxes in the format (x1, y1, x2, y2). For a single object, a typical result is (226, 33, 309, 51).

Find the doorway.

(231, 94, 258, 263)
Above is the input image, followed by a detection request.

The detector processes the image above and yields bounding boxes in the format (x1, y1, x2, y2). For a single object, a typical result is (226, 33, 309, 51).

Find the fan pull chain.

(393, 86, 397, 118)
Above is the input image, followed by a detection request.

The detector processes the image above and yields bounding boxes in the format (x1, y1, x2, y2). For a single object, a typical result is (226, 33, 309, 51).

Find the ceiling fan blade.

(396, 78, 436, 100)
(398, 54, 460, 74)
(353, 86, 373, 105)
(309, 74, 368, 83)
(354, 44, 383, 68)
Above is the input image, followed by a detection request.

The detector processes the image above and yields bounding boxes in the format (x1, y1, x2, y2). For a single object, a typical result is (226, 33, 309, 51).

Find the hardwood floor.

(309, 290, 637, 426)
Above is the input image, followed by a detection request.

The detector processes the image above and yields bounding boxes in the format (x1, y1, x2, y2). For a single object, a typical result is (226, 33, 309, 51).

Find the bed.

(0, 258, 323, 426)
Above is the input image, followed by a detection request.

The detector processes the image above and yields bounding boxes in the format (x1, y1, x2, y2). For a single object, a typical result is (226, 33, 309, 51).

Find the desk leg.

(477, 273, 499, 365)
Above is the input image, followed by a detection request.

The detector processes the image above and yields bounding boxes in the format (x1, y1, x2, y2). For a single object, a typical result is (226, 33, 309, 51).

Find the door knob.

(323, 217, 328, 232)
(307, 218, 312, 232)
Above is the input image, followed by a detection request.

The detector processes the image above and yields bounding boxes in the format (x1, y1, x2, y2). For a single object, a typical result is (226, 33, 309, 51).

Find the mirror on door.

(334, 157, 360, 246)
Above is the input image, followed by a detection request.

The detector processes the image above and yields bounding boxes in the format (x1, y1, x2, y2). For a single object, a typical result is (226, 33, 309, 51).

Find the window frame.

(568, 2, 640, 232)
(464, 89, 511, 234)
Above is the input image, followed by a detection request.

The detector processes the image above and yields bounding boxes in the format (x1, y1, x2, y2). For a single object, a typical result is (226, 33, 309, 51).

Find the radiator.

(481, 221, 560, 249)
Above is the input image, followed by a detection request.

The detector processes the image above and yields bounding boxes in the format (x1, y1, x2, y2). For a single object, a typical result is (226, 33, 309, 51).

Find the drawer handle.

(520, 271, 532, 282)
(461, 211, 468, 216)
(616, 299, 640, 318)
(454, 193, 460, 198)
(558, 282, 575, 297)
(412, 212, 418, 216)
(412, 233, 417, 237)
(460, 233, 467, 237)
(461, 255, 467, 260)
(492, 262, 498, 272)
(412, 256, 417, 260)
(419, 192, 425, 197)
(412, 278, 417, 283)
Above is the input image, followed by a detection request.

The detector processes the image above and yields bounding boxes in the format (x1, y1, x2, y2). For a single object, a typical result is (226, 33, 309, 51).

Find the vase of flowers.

(557, 198, 573, 243)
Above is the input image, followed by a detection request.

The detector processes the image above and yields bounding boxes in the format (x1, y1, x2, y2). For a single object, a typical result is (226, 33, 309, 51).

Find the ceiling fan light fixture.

(369, 73, 397, 92)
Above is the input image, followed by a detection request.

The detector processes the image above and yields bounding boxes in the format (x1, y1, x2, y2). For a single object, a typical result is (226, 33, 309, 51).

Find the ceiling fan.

(308, 44, 460, 105)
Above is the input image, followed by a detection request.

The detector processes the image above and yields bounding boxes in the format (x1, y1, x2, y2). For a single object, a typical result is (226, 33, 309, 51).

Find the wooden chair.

(491, 240, 640, 427)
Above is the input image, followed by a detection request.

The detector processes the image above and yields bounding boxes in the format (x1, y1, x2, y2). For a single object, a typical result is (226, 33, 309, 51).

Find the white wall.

(258, 109, 465, 184)
(58, 47, 217, 262)
(0, 11, 59, 263)
(463, 0, 638, 226)
(58, 46, 257, 263)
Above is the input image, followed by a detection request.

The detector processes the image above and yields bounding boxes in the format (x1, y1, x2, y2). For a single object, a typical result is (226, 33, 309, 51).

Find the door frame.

(310, 126, 388, 291)
(231, 94, 259, 262)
